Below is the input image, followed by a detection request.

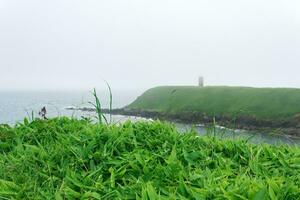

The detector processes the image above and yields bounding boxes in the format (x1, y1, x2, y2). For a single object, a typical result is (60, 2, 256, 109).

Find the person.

(38, 106, 47, 119)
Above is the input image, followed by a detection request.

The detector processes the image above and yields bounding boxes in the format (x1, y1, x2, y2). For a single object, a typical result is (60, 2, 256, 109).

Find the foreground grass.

(128, 86, 300, 120)
(0, 118, 300, 199)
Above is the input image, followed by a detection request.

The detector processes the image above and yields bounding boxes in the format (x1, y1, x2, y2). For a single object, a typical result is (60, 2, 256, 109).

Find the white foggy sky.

(0, 0, 299, 90)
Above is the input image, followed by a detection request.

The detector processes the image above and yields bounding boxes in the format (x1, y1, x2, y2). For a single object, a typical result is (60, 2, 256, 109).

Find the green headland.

(124, 86, 300, 134)
(128, 86, 300, 119)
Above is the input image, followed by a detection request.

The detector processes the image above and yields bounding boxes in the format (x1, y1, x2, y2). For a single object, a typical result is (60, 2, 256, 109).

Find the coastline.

(66, 107, 300, 137)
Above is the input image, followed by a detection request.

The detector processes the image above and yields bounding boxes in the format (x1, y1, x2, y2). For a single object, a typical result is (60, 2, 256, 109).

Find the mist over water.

(1, 0, 300, 90)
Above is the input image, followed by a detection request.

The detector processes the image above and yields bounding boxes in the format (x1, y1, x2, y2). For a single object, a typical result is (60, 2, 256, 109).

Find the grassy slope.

(1, 118, 300, 199)
(127, 86, 300, 120)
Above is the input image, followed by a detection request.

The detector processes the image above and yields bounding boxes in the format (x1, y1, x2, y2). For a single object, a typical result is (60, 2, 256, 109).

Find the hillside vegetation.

(1, 118, 300, 199)
(127, 86, 300, 120)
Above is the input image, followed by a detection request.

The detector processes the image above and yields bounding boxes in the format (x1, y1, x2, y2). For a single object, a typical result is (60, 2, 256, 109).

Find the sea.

(0, 89, 144, 124)
(1, 90, 300, 145)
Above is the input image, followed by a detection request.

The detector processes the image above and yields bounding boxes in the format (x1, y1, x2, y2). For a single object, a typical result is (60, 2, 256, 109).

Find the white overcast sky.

(0, 0, 299, 90)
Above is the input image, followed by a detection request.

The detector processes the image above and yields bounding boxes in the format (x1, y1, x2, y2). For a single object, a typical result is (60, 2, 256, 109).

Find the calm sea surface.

(0, 89, 143, 124)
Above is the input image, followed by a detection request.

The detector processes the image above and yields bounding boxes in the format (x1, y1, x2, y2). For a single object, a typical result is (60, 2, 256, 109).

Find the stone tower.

(198, 76, 204, 87)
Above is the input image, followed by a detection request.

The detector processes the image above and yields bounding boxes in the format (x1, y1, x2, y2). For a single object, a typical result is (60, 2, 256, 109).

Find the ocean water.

(0, 89, 143, 124)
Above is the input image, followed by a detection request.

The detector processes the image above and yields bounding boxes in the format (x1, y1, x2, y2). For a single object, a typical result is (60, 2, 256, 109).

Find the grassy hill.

(0, 118, 300, 199)
(127, 86, 300, 120)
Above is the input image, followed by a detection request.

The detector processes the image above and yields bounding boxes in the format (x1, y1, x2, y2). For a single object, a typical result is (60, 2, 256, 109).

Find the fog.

(0, 0, 299, 90)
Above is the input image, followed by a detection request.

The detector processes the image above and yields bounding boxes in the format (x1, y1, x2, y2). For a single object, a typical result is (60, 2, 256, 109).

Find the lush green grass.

(1, 118, 300, 199)
(127, 86, 300, 120)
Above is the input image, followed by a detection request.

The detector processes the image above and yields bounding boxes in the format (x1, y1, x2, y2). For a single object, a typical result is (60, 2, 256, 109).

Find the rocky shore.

(66, 107, 300, 137)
